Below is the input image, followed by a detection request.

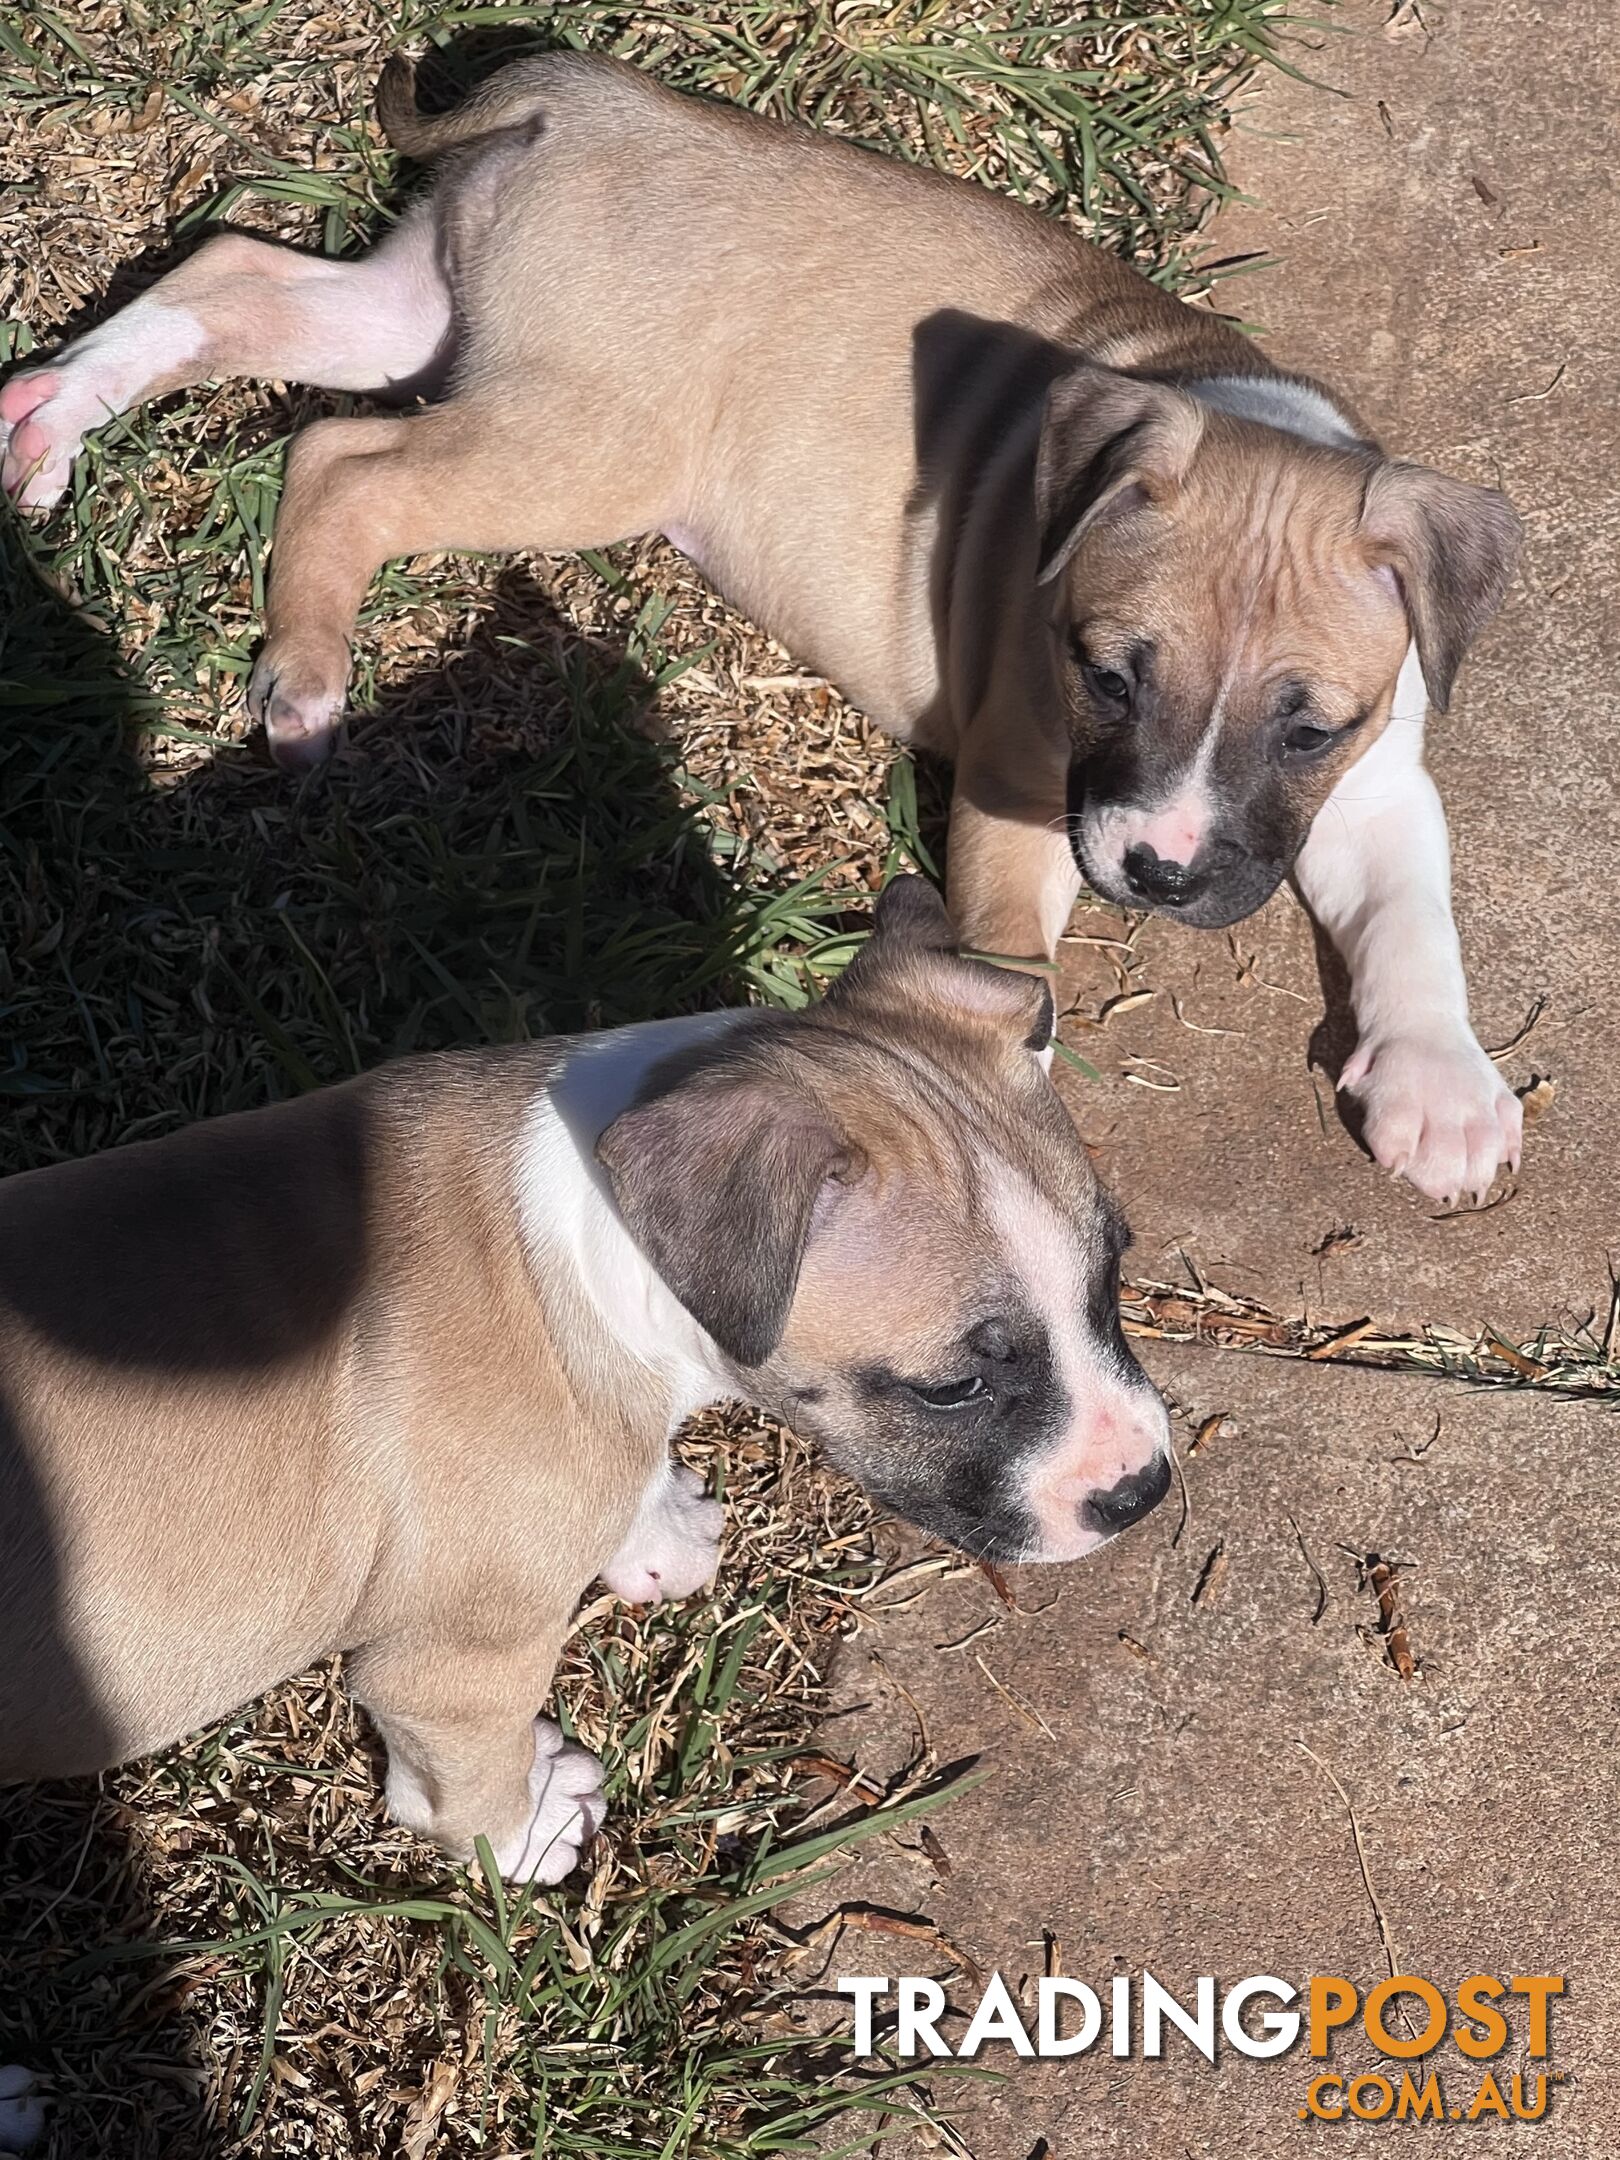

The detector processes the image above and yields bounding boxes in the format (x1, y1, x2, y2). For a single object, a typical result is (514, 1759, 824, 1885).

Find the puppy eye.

(907, 1375, 989, 1411)
(1282, 721, 1335, 757)
(1087, 665, 1130, 706)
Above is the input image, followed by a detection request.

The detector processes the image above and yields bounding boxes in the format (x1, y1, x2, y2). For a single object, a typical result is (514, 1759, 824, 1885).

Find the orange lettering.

(1508, 1976, 1563, 2056)
(1364, 1975, 1446, 2059)
(1455, 1974, 1508, 2060)
(1308, 1977, 1358, 2058)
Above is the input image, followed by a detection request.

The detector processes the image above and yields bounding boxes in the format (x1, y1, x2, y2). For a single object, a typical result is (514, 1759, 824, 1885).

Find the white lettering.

(958, 1971, 1035, 2058)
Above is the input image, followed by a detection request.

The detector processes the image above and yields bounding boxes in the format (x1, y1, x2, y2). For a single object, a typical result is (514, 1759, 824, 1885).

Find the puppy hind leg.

(200, 206, 453, 396)
(249, 400, 662, 767)
(1, 209, 451, 511)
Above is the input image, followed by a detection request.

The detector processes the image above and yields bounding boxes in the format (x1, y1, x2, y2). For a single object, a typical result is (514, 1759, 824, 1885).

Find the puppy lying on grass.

(0, 880, 1168, 1884)
(0, 49, 1522, 1205)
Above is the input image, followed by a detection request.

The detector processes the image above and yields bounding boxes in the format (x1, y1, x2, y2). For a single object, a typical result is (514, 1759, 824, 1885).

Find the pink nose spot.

(1030, 1429, 1126, 1533)
(1135, 807, 1205, 865)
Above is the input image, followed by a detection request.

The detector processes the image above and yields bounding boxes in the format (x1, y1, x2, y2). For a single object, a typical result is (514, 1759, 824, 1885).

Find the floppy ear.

(596, 1075, 857, 1367)
(1034, 365, 1205, 585)
(830, 874, 957, 1003)
(1358, 462, 1521, 709)
(869, 873, 957, 955)
(841, 875, 1055, 1045)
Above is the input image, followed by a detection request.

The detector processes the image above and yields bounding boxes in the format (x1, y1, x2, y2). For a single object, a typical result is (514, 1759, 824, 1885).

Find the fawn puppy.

(0, 881, 1168, 1880)
(0, 52, 1522, 1202)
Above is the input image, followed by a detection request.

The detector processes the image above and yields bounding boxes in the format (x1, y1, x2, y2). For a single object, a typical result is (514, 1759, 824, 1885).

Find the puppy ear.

(1022, 978, 1057, 1053)
(1358, 462, 1521, 709)
(841, 876, 1055, 1046)
(1035, 365, 1205, 585)
(944, 957, 1056, 1047)
(870, 874, 957, 954)
(596, 1075, 857, 1367)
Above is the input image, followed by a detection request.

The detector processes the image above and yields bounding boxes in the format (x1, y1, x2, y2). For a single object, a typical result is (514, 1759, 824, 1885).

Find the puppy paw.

(1340, 1027, 1522, 1205)
(601, 1462, 724, 1605)
(0, 2065, 45, 2154)
(490, 1719, 607, 1884)
(247, 634, 350, 771)
(0, 368, 84, 509)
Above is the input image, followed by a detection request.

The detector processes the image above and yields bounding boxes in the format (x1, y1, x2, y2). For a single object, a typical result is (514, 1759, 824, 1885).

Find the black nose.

(1082, 1453, 1171, 1537)
(1122, 844, 1206, 909)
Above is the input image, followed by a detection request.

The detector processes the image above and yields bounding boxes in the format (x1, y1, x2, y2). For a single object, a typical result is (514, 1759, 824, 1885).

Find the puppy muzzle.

(1067, 771, 1291, 930)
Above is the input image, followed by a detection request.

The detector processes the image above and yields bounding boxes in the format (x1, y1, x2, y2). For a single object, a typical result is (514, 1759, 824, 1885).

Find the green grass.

(1, 1, 1278, 263)
(26, 1580, 981, 2157)
(0, 2, 1290, 2152)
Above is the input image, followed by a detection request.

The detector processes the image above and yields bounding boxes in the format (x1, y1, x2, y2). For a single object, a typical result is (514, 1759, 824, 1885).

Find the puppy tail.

(376, 52, 552, 159)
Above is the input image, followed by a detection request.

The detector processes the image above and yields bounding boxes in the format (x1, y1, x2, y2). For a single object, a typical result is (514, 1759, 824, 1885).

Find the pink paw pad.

(0, 369, 58, 425)
(1, 370, 76, 505)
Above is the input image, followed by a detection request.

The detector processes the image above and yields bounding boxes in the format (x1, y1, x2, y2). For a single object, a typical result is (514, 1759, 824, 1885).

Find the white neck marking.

(1186, 373, 1364, 450)
(516, 1010, 753, 1427)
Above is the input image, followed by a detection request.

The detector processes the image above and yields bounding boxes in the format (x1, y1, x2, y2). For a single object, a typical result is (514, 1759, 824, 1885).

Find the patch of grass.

(2, 531, 869, 1163)
(1, 2, 1288, 2153)
(1, 1, 1280, 266)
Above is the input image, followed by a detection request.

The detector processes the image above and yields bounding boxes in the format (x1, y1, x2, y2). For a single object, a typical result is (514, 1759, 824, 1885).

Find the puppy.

(0, 880, 1168, 1877)
(0, 52, 1522, 1202)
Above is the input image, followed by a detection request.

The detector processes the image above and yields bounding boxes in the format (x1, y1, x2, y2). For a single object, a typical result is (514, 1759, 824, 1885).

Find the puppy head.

(597, 878, 1169, 1564)
(1035, 365, 1521, 928)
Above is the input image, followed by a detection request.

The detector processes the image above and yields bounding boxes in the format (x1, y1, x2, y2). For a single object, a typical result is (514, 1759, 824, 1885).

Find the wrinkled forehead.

(788, 1109, 1115, 1365)
(1074, 462, 1408, 694)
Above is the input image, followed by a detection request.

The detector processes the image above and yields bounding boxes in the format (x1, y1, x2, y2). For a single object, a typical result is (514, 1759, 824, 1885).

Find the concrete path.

(818, 9, 1620, 2152)
(823, 1346, 1617, 2154)
(1053, 0, 1620, 1340)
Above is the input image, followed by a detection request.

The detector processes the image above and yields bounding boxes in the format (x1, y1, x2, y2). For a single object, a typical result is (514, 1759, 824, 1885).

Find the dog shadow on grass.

(0, 527, 789, 2159)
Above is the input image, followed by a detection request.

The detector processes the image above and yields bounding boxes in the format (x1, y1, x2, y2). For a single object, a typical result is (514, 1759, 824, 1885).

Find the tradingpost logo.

(839, 1969, 1566, 2124)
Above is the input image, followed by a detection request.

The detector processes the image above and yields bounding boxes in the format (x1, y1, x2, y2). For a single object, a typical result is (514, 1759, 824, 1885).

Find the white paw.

(0, 367, 87, 509)
(489, 1718, 606, 1884)
(600, 1462, 724, 1604)
(1339, 1027, 1523, 1205)
(0, 2066, 45, 2154)
(2, 302, 204, 510)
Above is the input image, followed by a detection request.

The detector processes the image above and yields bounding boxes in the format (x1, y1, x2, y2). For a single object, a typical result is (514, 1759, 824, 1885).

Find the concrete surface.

(810, 12, 1620, 2153)
(817, 1344, 1619, 2155)
(1054, 0, 1620, 1339)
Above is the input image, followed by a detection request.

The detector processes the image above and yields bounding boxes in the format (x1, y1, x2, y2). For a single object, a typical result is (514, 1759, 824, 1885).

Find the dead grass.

(1, 4, 1289, 2154)
(2, 1408, 970, 2158)
(1123, 1270, 1620, 1397)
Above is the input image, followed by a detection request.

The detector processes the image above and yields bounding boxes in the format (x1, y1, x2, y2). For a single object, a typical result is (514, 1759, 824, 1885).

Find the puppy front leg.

(1294, 651, 1521, 1205)
(946, 732, 1080, 967)
(351, 1633, 606, 1884)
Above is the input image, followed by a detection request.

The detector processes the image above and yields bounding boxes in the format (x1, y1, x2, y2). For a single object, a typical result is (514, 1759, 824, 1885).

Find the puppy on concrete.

(0, 880, 1168, 1880)
(0, 52, 1522, 1204)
